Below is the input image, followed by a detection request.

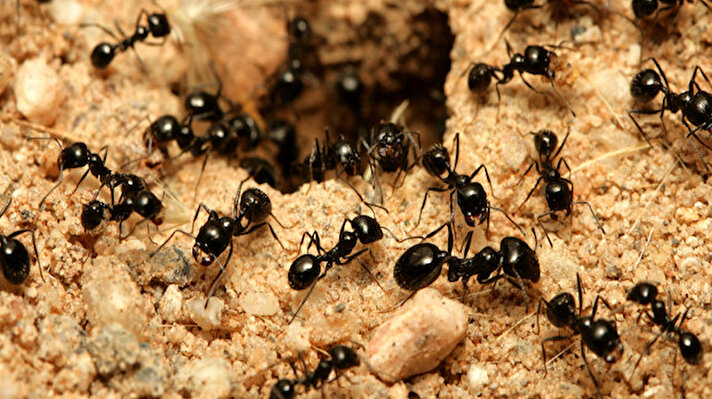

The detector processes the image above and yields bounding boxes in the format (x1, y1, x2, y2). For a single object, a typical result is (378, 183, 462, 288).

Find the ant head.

(544, 179, 572, 213)
(208, 121, 239, 154)
(288, 254, 321, 290)
(87, 152, 104, 169)
(91, 43, 116, 69)
(147, 13, 171, 38)
(373, 122, 405, 147)
(132, 190, 163, 222)
(0, 235, 31, 285)
(475, 246, 501, 279)
(330, 345, 360, 370)
(457, 182, 488, 227)
(135, 25, 150, 41)
(546, 292, 576, 327)
(393, 243, 447, 291)
(632, 0, 658, 18)
(500, 237, 540, 283)
(423, 144, 451, 177)
(630, 69, 662, 103)
(81, 200, 109, 231)
(193, 218, 231, 266)
(269, 379, 296, 399)
(239, 188, 271, 224)
(679, 332, 703, 365)
(650, 299, 668, 325)
(533, 130, 558, 159)
(349, 215, 383, 244)
(229, 113, 262, 150)
(627, 282, 658, 305)
(150, 115, 180, 142)
(61, 142, 91, 169)
(510, 53, 525, 68)
(184, 91, 221, 121)
(122, 174, 145, 193)
(331, 140, 362, 176)
(585, 319, 624, 363)
(467, 63, 494, 94)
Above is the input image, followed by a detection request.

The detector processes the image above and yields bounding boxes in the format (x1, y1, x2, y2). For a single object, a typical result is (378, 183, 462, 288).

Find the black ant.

(393, 222, 539, 308)
(288, 215, 419, 323)
(500, 0, 601, 39)
(269, 345, 359, 399)
(81, 188, 163, 238)
(632, 0, 710, 20)
(537, 273, 624, 398)
(416, 133, 523, 237)
(151, 178, 287, 302)
(628, 59, 712, 171)
(240, 156, 279, 189)
(1, 195, 43, 285)
(85, 9, 170, 69)
(627, 282, 703, 379)
(269, 16, 315, 106)
(518, 129, 605, 245)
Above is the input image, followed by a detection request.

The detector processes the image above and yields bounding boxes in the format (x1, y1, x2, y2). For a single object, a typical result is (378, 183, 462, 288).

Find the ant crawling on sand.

(80, 187, 164, 238)
(1, 192, 43, 285)
(518, 129, 605, 245)
(288, 214, 420, 323)
(629, 59, 712, 171)
(393, 222, 539, 308)
(151, 176, 287, 302)
(626, 282, 703, 379)
(416, 133, 524, 238)
(85, 8, 170, 69)
(269, 345, 360, 399)
(537, 273, 624, 398)
(463, 41, 576, 116)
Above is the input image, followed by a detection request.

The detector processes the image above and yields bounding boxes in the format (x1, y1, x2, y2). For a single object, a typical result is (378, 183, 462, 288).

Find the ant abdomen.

(630, 69, 662, 103)
(393, 243, 448, 291)
(288, 254, 321, 290)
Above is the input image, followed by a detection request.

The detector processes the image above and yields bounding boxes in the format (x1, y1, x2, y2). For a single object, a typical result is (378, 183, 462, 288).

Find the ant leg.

(547, 75, 576, 117)
(553, 127, 571, 160)
(516, 161, 536, 186)
(379, 226, 423, 243)
(423, 221, 450, 241)
(39, 162, 64, 210)
(191, 202, 214, 233)
(336, 176, 387, 216)
(536, 212, 555, 247)
(627, 109, 663, 145)
(240, 222, 287, 251)
(454, 62, 476, 89)
(9, 229, 44, 282)
(469, 164, 496, 198)
(684, 126, 712, 172)
(540, 333, 575, 375)
(572, 201, 606, 236)
(193, 150, 211, 206)
(581, 341, 603, 398)
(629, 330, 664, 381)
(489, 206, 526, 237)
(519, 176, 544, 210)
(414, 186, 450, 229)
(288, 278, 320, 325)
(690, 65, 712, 93)
(576, 273, 584, 315)
(461, 230, 473, 257)
(355, 251, 386, 294)
(204, 246, 232, 309)
(535, 297, 549, 335)
(505, 271, 531, 311)
(452, 132, 461, 172)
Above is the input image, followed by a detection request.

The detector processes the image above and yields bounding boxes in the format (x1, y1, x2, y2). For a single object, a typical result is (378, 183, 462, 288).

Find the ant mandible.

(393, 222, 539, 308)
(537, 273, 624, 398)
(518, 129, 605, 245)
(288, 214, 419, 323)
(86, 9, 170, 69)
(151, 177, 287, 302)
(629, 59, 712, 171)
(269, 345, 360, 399)
(627, 282, 703, 379)
(1, 194, 43, 285)
(417, 133, 523, 238)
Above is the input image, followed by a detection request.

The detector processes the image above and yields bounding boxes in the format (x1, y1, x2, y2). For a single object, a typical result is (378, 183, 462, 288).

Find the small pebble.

(466, 364, 489, 393)
(87, 324, 140, 377)
(186, 297, 223, 330)
(365, 288, 467, 382)
(49, 0, 84, 25)
(15, 58, 66, 125)
(177, 357, 234, 399)
(158, 285, 183, 323)
(239, 291, 279, 316)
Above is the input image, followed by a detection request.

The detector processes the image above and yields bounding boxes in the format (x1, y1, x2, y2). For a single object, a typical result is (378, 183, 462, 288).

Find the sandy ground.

(0, 0, 711, 398)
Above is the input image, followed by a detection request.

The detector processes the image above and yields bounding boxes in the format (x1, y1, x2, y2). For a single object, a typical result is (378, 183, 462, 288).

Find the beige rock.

(239, 291, 279, 316)
(15, 58, 66, 126)
(158, 285, 183, 323)
(185, 297, 224, 330)
(365, 288, 468, 382)
(177, 357, 234, 399)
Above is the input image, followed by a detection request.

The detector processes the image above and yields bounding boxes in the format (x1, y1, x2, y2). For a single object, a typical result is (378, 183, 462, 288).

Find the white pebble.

(239, 291, 279, 316)
(466, 364, 489, 392)
(178, 358, 234, 399)
(158, 285, 183, 323)
(15, 58, 66, 125)
(186, 297, 223, 330)
(365, 288, 468, 382)
(49, 0, 84, 25)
